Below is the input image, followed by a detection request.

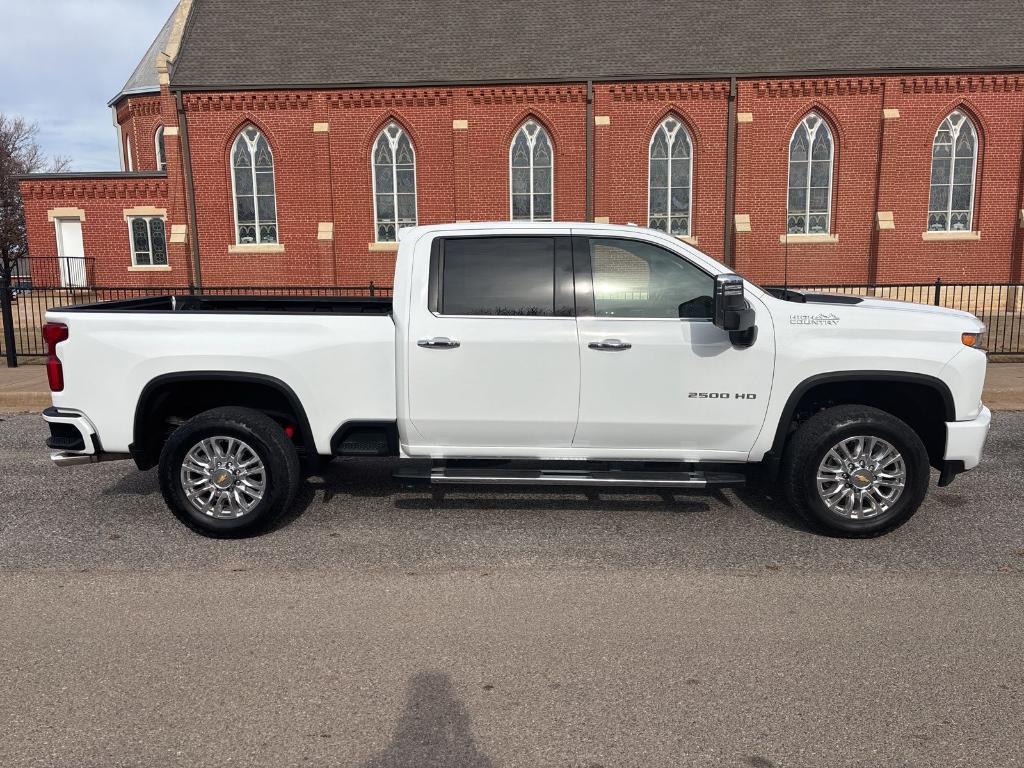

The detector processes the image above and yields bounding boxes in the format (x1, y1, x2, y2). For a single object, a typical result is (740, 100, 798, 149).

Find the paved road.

(1, 413, 1022, 768)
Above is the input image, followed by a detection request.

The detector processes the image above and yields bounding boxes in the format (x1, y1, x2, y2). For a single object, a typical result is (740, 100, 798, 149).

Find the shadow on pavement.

(358, 671, 495, 768)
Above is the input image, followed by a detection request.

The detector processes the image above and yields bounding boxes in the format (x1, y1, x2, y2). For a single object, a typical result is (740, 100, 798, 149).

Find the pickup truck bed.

(57, 294, 394, 315)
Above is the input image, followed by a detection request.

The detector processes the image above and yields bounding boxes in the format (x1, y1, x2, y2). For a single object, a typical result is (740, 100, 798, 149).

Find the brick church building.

(19, 0, 1024, 289)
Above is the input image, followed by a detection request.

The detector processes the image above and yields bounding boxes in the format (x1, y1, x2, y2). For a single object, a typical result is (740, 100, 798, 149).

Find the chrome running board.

(395, 464, 745, 489)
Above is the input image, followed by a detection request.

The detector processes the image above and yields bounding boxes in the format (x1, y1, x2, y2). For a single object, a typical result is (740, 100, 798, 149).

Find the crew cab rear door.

(405, 233, 579, 450)
(571, 232, 774, 458)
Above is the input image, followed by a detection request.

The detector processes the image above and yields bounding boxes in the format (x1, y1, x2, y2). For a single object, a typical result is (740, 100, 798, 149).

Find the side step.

(394, 464, 745, 489)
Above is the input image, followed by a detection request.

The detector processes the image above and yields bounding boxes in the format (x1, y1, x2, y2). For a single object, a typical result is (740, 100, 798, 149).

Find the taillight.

(42, 322, 69, 392)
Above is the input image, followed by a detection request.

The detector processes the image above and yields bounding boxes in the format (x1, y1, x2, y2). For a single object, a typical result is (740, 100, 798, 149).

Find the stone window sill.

(228, 243, 285, 254)
(921, 230, 981, 242)
(779, 233, 839, 244)
(675, 235, 699, 246)
(128, 265, 171, 272)
(368, 242, 399, 252)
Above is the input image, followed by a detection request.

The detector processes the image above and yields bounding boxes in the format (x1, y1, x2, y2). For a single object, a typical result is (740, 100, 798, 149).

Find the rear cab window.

(429, 236, 574, 317)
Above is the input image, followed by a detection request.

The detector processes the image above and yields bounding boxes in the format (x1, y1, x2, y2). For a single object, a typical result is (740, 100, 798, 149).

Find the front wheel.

(781, 405, 931, 537)
(158, 407, 301, 537)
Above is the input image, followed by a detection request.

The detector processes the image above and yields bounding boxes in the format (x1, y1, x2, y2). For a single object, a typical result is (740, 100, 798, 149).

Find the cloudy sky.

(1, 0, 178, 171)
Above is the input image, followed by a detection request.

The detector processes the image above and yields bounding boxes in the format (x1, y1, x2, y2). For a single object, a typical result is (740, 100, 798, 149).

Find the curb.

(0, 393, 51, 413)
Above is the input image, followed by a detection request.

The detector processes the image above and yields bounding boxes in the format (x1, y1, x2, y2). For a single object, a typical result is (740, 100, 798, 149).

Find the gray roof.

(170, 0, 1024, 90)
(109, 8, 177, 105)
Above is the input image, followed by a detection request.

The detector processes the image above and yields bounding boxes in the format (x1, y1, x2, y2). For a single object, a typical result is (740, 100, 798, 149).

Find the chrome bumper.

(43, 408, 129, 467)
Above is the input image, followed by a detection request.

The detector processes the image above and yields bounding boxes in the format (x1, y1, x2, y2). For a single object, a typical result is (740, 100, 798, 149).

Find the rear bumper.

(42, 407, 129, 466)
(942, 405, 991, 475)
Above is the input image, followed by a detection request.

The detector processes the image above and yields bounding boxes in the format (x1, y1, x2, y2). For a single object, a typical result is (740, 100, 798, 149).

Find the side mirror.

(713, 274, 757, 346)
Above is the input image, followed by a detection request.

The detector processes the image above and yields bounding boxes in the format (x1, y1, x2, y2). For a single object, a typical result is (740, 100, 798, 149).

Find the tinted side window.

(589, 238, 713, 319)
(441, 237, 556, 316)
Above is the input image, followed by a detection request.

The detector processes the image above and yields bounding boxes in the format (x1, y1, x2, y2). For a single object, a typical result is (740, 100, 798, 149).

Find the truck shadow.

(274, 459, 811, 535)
(98, 459, 811, 536)
(357, 671, 495, 768)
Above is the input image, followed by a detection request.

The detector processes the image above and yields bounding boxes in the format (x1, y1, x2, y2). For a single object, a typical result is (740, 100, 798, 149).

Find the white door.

(573, 235, 775, 458)
(54, 218, 87, 288)
(406, 234, 580, 450)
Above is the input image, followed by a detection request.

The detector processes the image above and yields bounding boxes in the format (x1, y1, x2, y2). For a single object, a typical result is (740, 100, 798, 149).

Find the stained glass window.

(373, 122, 417, 242)
(787, 113, 833, 235)
(928, 111, 977, 232)
(510, 120, 553, 221)
(128, 217, 167, 267)
(648, 116, 693, 236)
(231, 126, 278, 245)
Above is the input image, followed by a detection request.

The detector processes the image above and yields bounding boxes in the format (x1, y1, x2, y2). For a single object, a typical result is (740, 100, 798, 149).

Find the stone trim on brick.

(876, 211, 895, 230)
(368, 242, 400, 252)
(313, 122, 330, 132)
(921, 230, 981, 241)
(163, 126, 179, 136)
(227, 243, 286, 253)
(452, 119, 469, 130)
(169, 224, 187, 243)
(779, 233, 839, 244)
(128, 265, 172, 272)
(122, 206, 167, 221)
(317, 222, 334, 240)
(737, 112, 754, 123)
(882, 108, 901, 120)
(47, 207, 86, 222)
(734, 214, 751, 233)
(594, 115, 610, 126)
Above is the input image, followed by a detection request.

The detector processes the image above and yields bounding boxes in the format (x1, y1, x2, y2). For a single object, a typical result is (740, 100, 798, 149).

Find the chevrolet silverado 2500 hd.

(41, 223, 990, 537)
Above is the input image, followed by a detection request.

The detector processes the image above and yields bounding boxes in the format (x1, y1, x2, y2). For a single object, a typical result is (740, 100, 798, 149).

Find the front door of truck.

(406, 233, 579, 450)
(572, 234, 774, 458)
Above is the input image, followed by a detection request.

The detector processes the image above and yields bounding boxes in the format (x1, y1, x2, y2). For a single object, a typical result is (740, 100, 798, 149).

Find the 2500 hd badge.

(688, 392, 758, 399)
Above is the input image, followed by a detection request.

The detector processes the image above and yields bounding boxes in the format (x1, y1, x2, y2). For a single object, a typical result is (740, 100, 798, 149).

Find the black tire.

(158, 406, 301, 538)
(781, 404, 931, 537)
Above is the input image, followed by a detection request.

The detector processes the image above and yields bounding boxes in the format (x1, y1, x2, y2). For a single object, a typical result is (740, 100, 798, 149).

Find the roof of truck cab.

(170, 0, 1024, 91)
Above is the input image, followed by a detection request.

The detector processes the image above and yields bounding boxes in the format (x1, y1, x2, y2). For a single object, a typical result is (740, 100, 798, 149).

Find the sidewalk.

(2, 360, 1023, 414)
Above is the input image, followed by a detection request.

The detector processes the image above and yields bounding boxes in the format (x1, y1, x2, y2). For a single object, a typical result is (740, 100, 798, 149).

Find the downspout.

(867, 80, 888, 286)
(585, 80, 594, 222)
(723, 76, 738, 268)
(175, 90, 202, 292)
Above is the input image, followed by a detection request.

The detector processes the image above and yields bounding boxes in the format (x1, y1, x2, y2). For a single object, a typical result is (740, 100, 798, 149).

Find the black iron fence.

(2, 257, 1021, 363)
(1, 257, 391, 364)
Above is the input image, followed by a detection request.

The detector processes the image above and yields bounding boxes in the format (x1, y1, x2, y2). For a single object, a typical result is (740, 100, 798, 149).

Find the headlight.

(962, 330, 985, 349)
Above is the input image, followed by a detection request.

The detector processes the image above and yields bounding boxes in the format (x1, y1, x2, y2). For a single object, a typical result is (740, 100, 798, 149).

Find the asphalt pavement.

(1, 412, 1022, 767)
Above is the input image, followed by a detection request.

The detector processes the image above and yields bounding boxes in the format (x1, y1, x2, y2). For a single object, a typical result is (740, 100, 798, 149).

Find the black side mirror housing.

(713, 274, 757, 347)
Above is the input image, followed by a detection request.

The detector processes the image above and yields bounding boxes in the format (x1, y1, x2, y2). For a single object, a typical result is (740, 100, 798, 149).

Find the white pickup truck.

(41, 223, 990, 538)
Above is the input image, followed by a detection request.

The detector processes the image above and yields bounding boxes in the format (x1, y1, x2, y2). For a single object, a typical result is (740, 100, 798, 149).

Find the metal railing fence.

(2, 257, 1020, 363)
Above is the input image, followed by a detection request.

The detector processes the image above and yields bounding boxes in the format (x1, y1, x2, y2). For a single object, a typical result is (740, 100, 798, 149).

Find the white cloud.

(0, 0, 179, 170)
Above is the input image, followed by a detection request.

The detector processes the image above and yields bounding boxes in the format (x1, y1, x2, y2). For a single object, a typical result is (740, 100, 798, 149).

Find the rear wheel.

(158, 407, 301, 537)
(781, 405, 931, 537)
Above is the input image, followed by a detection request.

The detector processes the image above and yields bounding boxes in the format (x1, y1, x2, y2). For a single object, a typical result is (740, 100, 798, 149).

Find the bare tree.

(0, 114, 71, 278)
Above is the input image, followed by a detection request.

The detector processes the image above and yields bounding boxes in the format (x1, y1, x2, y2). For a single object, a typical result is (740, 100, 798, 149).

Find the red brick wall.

(874, 76, 1024, 283)
(117, 95, 165, 173)
(595, 81, 730, 262)
(19, 175, 185, 287)
(20, 75, 1024, 289)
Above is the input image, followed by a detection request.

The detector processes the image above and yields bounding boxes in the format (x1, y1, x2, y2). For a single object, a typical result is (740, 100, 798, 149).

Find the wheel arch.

(131, 371, 316, 470)
(765, 371, 955, 476)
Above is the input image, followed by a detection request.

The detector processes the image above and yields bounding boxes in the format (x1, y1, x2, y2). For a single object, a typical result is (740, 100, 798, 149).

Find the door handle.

(418, 337, 461, 349)
(588, 338, 632, 351)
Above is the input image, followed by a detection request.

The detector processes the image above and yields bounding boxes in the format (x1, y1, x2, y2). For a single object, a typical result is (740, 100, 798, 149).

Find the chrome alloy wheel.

(816, 435, 907, 520)
(179, 436, 267, 519)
